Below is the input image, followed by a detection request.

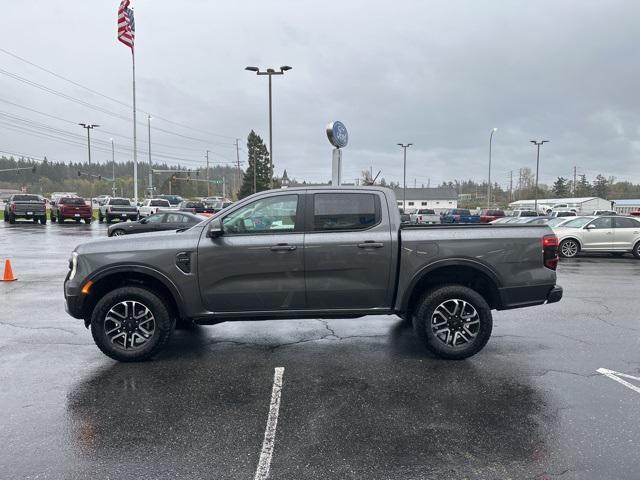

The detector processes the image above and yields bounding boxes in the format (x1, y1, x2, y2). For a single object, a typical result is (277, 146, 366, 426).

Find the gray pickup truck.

(3, 194, 47, 224)
(98, 197, 138, 223)
(64, 187, 562, 362)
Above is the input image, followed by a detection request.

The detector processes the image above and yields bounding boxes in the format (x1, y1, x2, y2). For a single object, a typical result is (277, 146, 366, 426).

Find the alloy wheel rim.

(562, 240, 578, 257)
(431, 299, 480, 347)
(112, 230, 125, 236)
(104, 300, 156, 350)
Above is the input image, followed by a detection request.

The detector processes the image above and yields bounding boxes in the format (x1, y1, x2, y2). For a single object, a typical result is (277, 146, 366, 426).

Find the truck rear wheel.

(40, 216, 46, 225)
(90, 286, 175, 362)
(8, 213, 15, 224)
(413, 285, 492, 360)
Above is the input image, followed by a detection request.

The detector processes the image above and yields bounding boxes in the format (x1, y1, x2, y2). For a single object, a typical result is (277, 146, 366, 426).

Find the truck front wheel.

(413, 285, 492, 360)
(90, 286, 175, 362)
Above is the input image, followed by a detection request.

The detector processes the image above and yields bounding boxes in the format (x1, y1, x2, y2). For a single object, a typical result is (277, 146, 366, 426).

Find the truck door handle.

(357, 241, 384, 249)
(270, 243, 297, 252)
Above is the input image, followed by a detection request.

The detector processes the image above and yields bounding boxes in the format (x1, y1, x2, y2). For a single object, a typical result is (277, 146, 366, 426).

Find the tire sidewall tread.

(413, 284, 493, 360)
(90, 286, 174, 362)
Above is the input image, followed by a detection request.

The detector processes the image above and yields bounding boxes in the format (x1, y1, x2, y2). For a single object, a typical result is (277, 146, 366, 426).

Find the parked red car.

(50, 197, 93, 224)
(479, 208, 506, 223)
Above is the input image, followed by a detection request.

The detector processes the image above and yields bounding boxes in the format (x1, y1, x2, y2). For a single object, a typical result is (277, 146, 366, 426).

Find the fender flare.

(86, 263, 186, 317)
(398, 258, 502, 312)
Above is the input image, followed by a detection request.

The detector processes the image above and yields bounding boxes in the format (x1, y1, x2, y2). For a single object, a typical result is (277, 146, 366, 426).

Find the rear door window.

(614, 217, 640, 228)
(312, 193, 379, 231)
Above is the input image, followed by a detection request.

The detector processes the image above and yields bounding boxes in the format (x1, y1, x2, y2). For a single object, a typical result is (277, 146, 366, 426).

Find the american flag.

(117, 0, 135, 50)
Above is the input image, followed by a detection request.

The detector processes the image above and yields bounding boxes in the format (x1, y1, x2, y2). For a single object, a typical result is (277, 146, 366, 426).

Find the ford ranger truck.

(64, 187, 562, 362)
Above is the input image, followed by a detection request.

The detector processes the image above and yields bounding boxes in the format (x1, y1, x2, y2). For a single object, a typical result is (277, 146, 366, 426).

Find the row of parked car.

(2, 193, 233, 226)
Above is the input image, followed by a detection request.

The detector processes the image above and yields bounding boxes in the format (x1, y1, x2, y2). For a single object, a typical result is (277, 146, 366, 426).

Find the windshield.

(150, 200, 170, 207)
(559, 217, 593, 228)
(546, 217, 570, 227)
(109, 199, 131, 206)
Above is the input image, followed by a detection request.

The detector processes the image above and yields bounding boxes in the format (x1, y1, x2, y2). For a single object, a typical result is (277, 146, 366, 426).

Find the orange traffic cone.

(1, 259, 17, 282)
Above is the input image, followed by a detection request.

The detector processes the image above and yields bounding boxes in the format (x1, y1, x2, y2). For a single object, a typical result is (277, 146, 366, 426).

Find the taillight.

(542, 234, 559, 270)
(418, 215, 423, 221)
(10, 202, 16, 211)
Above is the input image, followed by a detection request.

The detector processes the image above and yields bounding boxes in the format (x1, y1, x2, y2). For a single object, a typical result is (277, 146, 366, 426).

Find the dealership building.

(612, 199, 640, 215)
(392, 187, 458, 212)
(508, 196, 612, 214)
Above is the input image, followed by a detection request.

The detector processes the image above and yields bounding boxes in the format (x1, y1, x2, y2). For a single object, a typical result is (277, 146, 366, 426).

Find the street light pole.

(147, 115, 153, 197)
(488, 127, 497, 208)
(397, 143, 413, 210)
(110, 138, 116, 197)
(245, 65, 292, 189)
(79, 123, 99, 202)
(530, 140, 549, 213)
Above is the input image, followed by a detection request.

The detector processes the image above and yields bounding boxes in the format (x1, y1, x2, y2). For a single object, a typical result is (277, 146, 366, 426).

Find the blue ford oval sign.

(326, 121, 349, 148)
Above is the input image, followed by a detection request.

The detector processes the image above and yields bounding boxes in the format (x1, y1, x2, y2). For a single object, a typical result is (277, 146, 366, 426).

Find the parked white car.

(552, 216, 640, 258)
(410, 208, 441, 224)
(138, 198, 172, 218)
(511, 209, 539, 218)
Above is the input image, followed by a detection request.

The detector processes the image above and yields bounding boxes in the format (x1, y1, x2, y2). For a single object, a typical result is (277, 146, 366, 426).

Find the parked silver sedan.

(551, 216, 640, 258)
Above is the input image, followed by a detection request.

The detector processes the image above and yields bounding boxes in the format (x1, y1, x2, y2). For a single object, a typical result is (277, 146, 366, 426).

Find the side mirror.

(206, 217, 223, 238)
(586, 224, 596, 230)
(139, 217, 147, 224)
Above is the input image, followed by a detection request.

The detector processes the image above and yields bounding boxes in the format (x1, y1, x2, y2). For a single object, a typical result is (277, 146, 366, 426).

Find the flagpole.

(131, 49, 138, 201)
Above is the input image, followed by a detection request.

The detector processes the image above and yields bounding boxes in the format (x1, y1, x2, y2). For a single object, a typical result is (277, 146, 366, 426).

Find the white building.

(612, 199, 640, 215)
(508, 197, 612, 214)
(393, 187, 458, 212)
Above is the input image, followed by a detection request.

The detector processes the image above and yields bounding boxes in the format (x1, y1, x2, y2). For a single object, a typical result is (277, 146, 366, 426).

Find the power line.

(0, 47, 236, 140)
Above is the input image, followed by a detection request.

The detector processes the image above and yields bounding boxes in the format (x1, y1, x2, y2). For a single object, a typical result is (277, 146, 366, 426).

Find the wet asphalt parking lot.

(1, 220, 639, 480)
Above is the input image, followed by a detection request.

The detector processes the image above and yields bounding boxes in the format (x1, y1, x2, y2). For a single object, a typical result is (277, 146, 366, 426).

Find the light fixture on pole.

(397, 143, 413, 210)
(245, 65, 292, 189)
(79, 123, 99, 202)
(530, 140, 549, 213)
(488, 127, 497, 207)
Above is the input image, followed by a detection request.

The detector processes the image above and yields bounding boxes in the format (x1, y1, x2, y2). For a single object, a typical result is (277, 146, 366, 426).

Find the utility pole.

(111, 138, 116, 197)
(147, 115, 153, 197)
(530, 140, 549, 212)
(573, 165, 577, 195)
(79, 123, 99, 201)
(397, 143, 413, 209)
(222, 177, 226, 198)
(488, 127, 497, 207)
(235, 138, 241, 198)
(509, 170, 513, 203)
(206, 150, 211, 197)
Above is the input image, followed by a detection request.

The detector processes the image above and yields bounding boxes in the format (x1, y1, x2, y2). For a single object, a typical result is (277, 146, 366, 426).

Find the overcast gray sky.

(2, 0, 639, 188)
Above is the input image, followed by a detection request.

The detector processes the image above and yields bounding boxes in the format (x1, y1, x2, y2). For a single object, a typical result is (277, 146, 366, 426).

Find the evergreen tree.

(238, 130, 271, 199)
(552, 177, 569, 197)
(575, 174, 592, 197)
(592, 174, 609, 198)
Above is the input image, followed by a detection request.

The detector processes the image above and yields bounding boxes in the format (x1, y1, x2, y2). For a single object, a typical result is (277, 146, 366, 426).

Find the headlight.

(69, 252, 78, 281)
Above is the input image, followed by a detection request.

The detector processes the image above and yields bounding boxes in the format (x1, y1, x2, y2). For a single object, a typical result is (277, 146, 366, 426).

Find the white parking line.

(254, 367, 285, 480)
(597, 368, 640, 395)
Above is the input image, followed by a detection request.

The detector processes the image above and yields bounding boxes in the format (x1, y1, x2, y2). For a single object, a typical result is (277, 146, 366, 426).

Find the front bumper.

(64, 273, 85, 319)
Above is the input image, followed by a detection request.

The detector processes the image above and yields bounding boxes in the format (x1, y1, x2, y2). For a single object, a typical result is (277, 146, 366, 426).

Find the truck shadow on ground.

(65, 319, 567, 479)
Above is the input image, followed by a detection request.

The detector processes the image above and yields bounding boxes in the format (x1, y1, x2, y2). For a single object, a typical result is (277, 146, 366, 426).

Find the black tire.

(33, 217, 38, 223)
(106, 215, 112, 224)
(413, 285, 492, 360)
(98, 212, 103, 223)
(559, 238, 580, 258)
(40, 216, 47, 225)
(57, 215, 64, 224)
(85, 217, 92, 224)
(90, 286, 175, 362)
(50, 213, 56, 222)
(9, 213, 15, 224)
(633, 241, 640, 260)
(110, 228, 126, 237)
